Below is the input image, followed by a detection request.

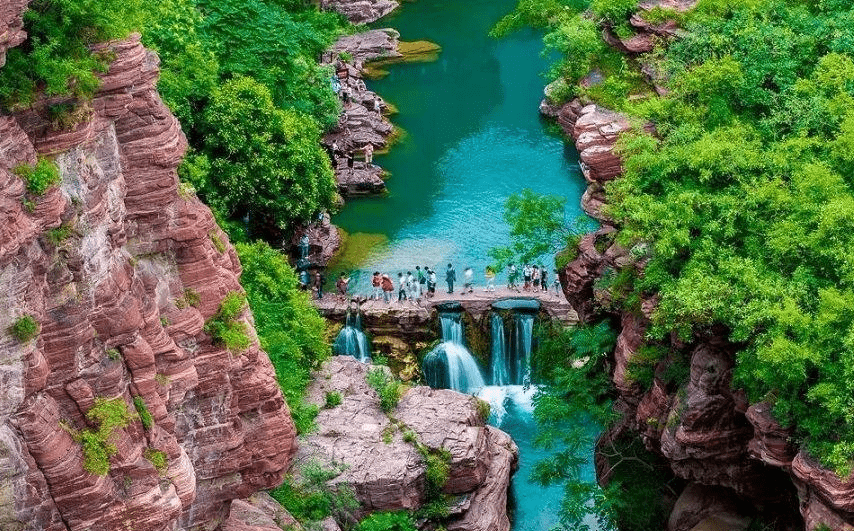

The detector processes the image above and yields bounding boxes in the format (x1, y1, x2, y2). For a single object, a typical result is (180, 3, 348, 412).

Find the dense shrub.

(133, 396, 153, 431)
(236, 241, 330, 433)
(14, 158, 61, 195)
(9, 315, 40, 343)
(355, 511, 418, 531)
(189, 76, 336, 232)
(0, 0, 144, 107)
(366, 368, 405, 414)
(269, 461, 357, 524)
(77, 397, 135, 475)
(142, 0, 345, 240)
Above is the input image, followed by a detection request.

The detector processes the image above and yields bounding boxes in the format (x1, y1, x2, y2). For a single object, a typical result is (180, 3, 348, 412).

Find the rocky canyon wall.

(546, 68, 854, 531)
(0, 4, 296, 529)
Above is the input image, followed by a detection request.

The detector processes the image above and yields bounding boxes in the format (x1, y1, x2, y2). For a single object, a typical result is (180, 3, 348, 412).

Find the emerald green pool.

(330, 0, 587, 293)
(331, 1, 595, 529)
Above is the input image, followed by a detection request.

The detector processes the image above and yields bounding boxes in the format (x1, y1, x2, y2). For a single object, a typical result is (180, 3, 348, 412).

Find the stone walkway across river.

(313, 286, 579, 324)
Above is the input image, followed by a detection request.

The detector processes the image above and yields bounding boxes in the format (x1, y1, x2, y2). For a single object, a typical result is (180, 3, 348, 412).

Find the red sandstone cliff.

(0, 22, 296, 531)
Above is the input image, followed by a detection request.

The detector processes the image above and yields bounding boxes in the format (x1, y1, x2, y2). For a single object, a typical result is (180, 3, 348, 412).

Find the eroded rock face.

(222, 492, 303, 531)
(1, 34, 295, 531)
(792, 453, 854, 525)
(297, 356, 518, 530)
(558, 227, 616, 322)
(321, 0, 399, 24)
(0, 0, 29, 67)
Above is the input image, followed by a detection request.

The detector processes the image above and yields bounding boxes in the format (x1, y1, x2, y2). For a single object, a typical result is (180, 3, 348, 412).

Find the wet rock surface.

(297, 356, 517, 530)
(0, 34, 295, 531)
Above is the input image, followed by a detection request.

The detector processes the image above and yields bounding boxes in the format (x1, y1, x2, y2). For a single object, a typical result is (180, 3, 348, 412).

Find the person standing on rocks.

(540, 266, 548, 293)
(381, 274, 394, 304)
(364, 143, 374, 165)
(532, 265, 541, 291)
(336, 272, 350, 302)
(346, 150, 354, 176)
(417, 266, 426, 297)
(552, 269, 561, 297)
(446, 263, 456, 294)
(484, 266, 496, 292)
(406, 271, 418, 302)
(398, 272, 408, 302)
(371, 271, 382, 300)
(313, 271, 325, 299)
(523, 264, 532, 291)
(427, 268, 437, 297)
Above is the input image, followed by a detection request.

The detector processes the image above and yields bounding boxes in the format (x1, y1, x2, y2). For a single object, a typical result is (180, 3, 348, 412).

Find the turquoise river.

(330, 0, 597, 529)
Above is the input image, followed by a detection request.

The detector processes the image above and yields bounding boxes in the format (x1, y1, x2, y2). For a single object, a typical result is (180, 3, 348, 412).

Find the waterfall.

(514, 313, 534, 386)
(422, 312, 485, 393)
(490, 310, 535, 386)
(333, 309, 371, 362)
(491, 314, 509, 386)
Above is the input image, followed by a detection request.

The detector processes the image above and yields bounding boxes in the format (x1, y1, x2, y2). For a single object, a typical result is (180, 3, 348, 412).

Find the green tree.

(236, 240, 330, 433)
(194, 76, 336, 232)
(489, 189, 591, 270)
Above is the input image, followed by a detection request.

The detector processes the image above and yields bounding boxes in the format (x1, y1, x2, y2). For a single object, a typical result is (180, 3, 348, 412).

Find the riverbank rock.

(297, 356, 517, 530)
(668, 483, 750, 531)
(290, 213, 342, 269)
(321, 0, 398, 24)
(322, 30, 399, 198)
(0, 32, 295, 530)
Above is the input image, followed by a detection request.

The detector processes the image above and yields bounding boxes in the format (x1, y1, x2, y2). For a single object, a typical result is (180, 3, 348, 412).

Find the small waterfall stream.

(332, 309, 371, 362)
(513, 313, 534, 387)
(423, 312, 486, 394)
(491, 314, 510, 386)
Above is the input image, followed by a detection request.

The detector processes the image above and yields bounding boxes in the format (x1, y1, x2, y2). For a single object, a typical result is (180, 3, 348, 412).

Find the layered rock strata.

(297, 356, 518, 530)
(0, 33, 295, 531)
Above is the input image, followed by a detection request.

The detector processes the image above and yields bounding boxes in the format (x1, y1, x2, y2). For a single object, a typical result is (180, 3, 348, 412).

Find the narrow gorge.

(3, 0, 854, 530)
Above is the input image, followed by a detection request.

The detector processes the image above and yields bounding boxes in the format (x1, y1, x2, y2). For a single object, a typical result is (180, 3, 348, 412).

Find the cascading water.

(332, 310, 371, 362)
(482, 308, 538, 430)
(491, 314, 510, 386)
(514, 313, 534, 387)
(422, 312, 485, 394)
(489, 309, 536, 387)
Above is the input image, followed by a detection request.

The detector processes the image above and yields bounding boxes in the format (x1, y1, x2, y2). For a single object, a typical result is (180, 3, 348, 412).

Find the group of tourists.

(506, 263, 558, 293)
(370, 266, 438, 303)
(301, 262, 562, 303)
